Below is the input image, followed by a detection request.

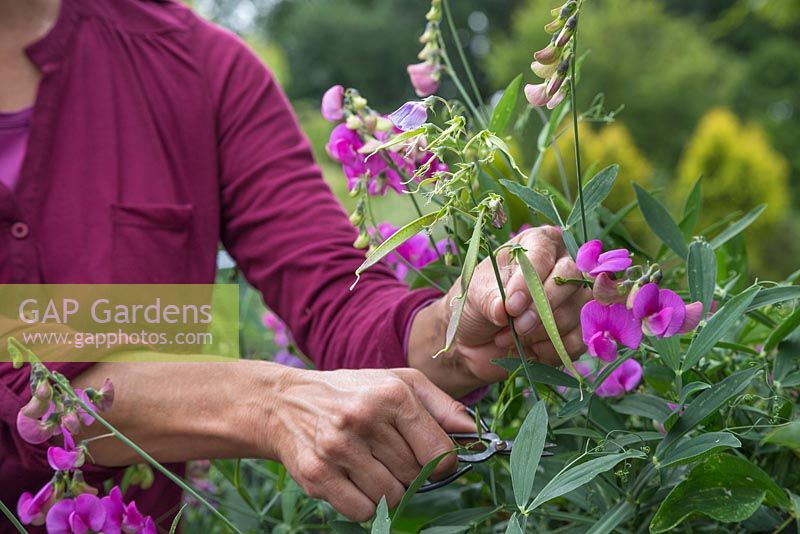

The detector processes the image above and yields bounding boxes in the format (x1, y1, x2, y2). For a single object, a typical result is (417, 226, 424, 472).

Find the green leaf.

(586, 501, 635, 534)
(490, 74, 522, 134)
(650, 454, 790, 533)
(392, 452, 449, 521)
(367, 126, 426, 154)
(438, 211, 484, 355)
(355, 211, 440, 281)
(422, 528, 469, 534)
(651, 336, 681, 372)
(566, 165, 619, 230)
(657, 367, 760, 457)
(687, 239, 717, 315)
(682, 286, 760, 371)
(655, 432, 741, 469)
(763, 421, 800, 451)
(500, 179, 560, 224)
(514, 249, 580, 379)
(789, 492, 800, 533)
(764, 307, 800, 353)
(371, 497, 391, 534)
(747, 286, 800, 312)
(562, 228, 579, 259)
(710, 204, 767, 249)
(634, 183, 689, 259)
(528, 450, 646, 511)
(537, 100, 571, 151)
(493, 359, 579, 388)
(680, 176, 703, 239)
(505, 513, 524, 534)
(511, 402, 549, 509)
(610, 394, 673, 422)
(169, 504, 188, 534)
(422, 507, 501, 531)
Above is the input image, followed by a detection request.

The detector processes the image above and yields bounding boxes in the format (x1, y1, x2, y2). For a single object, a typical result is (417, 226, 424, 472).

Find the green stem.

(0, 499, 26, 534)
(488, 248, 536, 394)
(46, 372, 243, 534)
(409, 193, 444, 262)
(438, 46, 487, 130)
(442, 0, 484, 116)
(569, 25, 587, 243)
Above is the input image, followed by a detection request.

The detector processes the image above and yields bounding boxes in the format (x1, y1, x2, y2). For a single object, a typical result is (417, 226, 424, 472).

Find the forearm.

(72, 360, 288, 466)
(407, 297, 482, 399)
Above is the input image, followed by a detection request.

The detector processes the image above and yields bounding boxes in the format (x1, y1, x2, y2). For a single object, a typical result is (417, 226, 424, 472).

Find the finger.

(504, 228, 564, 317)
(530, 325, 586, 367)
(301, 462, 376, 522)
(522, 301, 583, 344)
(371, 426, 423, 487)
(346, 456, 407, 508)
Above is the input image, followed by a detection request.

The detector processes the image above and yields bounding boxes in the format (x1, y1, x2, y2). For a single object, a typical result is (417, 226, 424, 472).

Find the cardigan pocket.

(110, 203, 194, 283)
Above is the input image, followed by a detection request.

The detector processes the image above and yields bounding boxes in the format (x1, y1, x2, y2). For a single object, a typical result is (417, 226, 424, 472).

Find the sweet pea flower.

(573, 358, 643, 398)
(17, 480, 56, 526)
(576, 240, 632, 277)
(46, 494, 106, 534)
(592, 272, 627, 305)
(524, 83, 549, 107)
(101, 486, 156, 534)
(321, 85, 344, 122)
(16, 408, 57, 444)
(47, 428, 86, 471)
(370, 223, 441, 280)
(273, 349, 306, 369)
(580, 301, 643, 362)
(417, 152, 448, 179)
(389, 101, 428, 131)
(407, 62, 440, 97)
(263, 311, 290, 347)
(632, 283, 698, 339)
(680, 301, 704, 334)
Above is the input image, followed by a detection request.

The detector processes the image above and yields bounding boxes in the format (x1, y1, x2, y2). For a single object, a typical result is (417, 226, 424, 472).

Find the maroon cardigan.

(0, 0, 439, 528)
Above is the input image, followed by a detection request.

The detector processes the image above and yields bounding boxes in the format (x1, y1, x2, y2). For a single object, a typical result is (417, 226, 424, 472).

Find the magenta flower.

(17, 480, 56, 526)
(581, 301, 643, 362)
(273, 349, 306, 369)
(632, 283, 697, 339)
(370, 223, 440, 280)
(407, 62, 440, 97)
(417, 152, 448, 179)
(16, 408, 56, 444)
(576, 240, 632, 277)
(321, 85, 345, 122)
(47, 428, 86, 471)
(46, 494, 106, 534)
(263, 312, 290, 347)
(573, 358, 643, 398)
(680, 301, 704, 334)
(524, 83, 549, 107)
(389, 101, 428, 132)
(592, 272, 627, 305)
(101, 486, 156, 534)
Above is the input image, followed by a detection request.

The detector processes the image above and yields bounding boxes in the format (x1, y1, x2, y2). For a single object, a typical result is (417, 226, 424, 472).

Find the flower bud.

(544, 18, 565, 34)
(349, 201, 365, 227)
(345, 115, 362, 130)
(555, 14, 578, 48)
(550, 0, 577, 18)
(486, 195, 507, 229)
(21, 396, 50, 419)
(351, 95, 368, 111)
(34, 380, 53, 401)
(531, 60, 557, 79)
(533, 44, 559, 65)
(592, 273, 627, 305)
(69, 471, 99, 496)
(524, 83, 549, 107)
(419, 22, 437, 44)
(349, 180, 363, 197)
(61, 411, 81, 435)
(546, 87, 568, 109)
(426, 3, 442, 22)
(353, 231, 370, 249)
(375, 116, 394, 132)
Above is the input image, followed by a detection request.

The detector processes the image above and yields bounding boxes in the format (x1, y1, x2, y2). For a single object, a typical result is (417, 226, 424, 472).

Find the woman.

(0, 0, 588, 527)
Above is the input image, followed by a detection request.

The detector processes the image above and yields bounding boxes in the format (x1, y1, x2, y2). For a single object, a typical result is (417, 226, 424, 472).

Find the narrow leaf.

(500, 179, 560, 224)
(763, 421, 800, 451)
(528, 450, 646, 510)
(492, 359, 579, 388)
(682, 286, 759, 371)
(655, 432, 741, 469)
(515, 250, 580, 379)
(680, 176, 703, 238)
(505, 513, 524, 534)
(371, 497, 391, 534)
(687, 239, 716, 315)
(651, 336, 681, 372)
(764, 306, 800, 353)
(169, 504, 188, 534)
(634, 183, 688, 259)
(330, 522, 368, 534)
(610, 394, 674, 422)
(747, 286, 800, 312)
(355, 211, 440, 281)
(566, 165, 619, 230)
(586, 501, 635, 534)
(490, 74, 522, 133)
(710, 204, 766, 249)
(0, 499, 27, 534)
(511, 402, 549, 509)
(394, 452, 448, 520)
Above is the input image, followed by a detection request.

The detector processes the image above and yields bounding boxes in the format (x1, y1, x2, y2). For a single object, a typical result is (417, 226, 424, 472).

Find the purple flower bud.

(407, 62, 441, 97)
(533, 45, 559, 65)
(546, 74, 566, 97)
(555, 14, 578, 47)
(546, 88, 568, 109)
(321, 85, 344, 122)
(21, 395, 51, 419)
(34, 380, 53, 401)
(61, 411, 81, 435)
(524, 83, 550, 107)
(389, 101, 429, 132)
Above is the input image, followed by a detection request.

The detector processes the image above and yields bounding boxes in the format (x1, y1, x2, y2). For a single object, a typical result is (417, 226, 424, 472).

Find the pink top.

(0, 0, 443, 529)
(0, 107, 32, 191)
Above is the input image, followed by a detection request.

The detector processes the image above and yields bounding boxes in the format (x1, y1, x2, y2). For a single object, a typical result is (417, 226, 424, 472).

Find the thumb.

(394, 369, 476, 433)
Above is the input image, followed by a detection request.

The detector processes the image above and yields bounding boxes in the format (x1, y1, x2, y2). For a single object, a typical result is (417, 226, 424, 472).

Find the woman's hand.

(265, 367, 474, 521)
(409, 226, 591, 396)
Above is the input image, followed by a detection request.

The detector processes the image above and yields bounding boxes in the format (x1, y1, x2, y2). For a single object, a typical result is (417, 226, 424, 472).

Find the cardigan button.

(11, 222, 29, 240)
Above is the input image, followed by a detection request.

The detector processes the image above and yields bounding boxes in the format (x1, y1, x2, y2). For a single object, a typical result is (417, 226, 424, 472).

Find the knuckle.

(386, 487, 404, 509)
(382, 377, 415, 406)
(299, 459, 333, 491)
(316, 427, 348, 458)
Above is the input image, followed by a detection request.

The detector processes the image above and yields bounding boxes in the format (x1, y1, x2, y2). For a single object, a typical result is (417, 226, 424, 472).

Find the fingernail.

(515, 309, 538, 333)
(507, 292, 528, 315)
(490, 296, 503, 323)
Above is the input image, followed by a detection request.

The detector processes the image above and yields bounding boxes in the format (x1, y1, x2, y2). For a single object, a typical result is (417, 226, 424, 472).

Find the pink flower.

(546, 88, 567, 109)
(389, 101, 428, 132)
(370, 223, 440, 280)
(17, 481, 56, 526)
(580, 301, 643, 362)
(592, 272, 627, 305)
(321, 85, 344, 122)
(417, 152, 448, 180)
(46, 494, 106, 534)
(533, 44, 559, 65)
(576, 240, 632, 277)
(262, 312, 290, 347)
(47, 428, 85, 471)
(101, 487, 156, 534)
(632, 283, 696, 339)
(16, 408, 56, 444)
(573, 358, 643, 398)
(273, 349, 306, 369)
(524, 83, 549, 107)
(326, 124, 402, 195)
(407, 62, 440, 97)
(679, 301, 704, 334)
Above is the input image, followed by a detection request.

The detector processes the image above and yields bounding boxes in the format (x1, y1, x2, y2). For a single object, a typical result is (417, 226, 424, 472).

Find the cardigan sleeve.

(197, 21, 442, 371)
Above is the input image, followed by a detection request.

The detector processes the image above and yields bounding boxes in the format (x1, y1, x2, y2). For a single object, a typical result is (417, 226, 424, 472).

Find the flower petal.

(45, 499, 75, 534)
(524, 83, 549, 107)
(658, 288, 686, 337)
(644, 307, 674, 338)
(607, 303, 643, 350)
(632, 283, 660, 320)
(321, 85, 344, 122)
(679, 301, 704, 333)
(16, 411, 53, 444)
(580, 300, 609, 346)
(576, 240, 602, 275)
(389, 101, 428, 132)
(588, 331, 618, 362)
(75, 493, 106, 532)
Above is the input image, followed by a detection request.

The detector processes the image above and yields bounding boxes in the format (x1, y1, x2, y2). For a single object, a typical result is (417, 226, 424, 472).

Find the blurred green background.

(196, 0, 799, 278)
